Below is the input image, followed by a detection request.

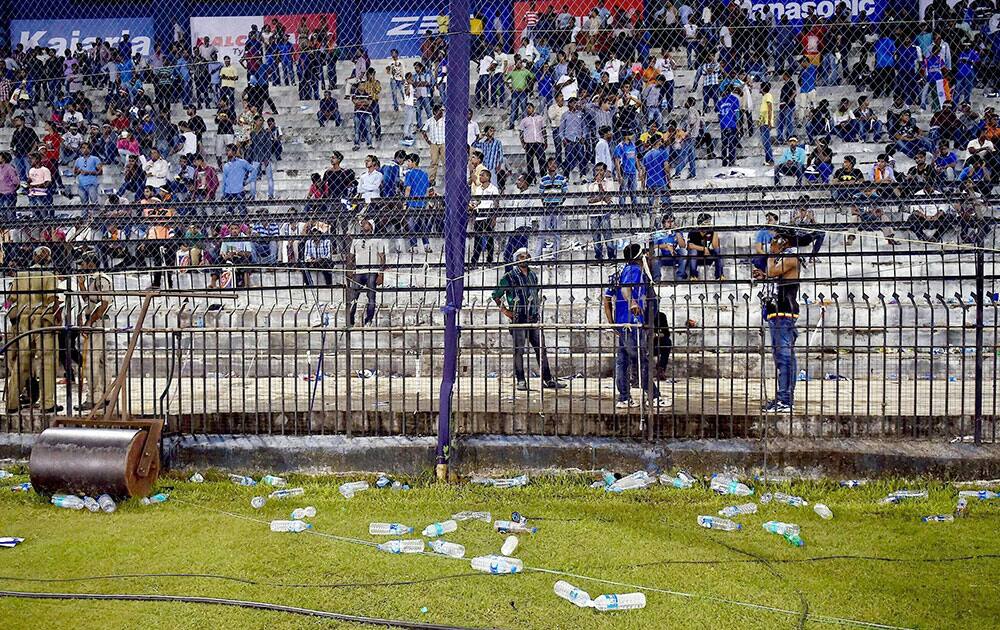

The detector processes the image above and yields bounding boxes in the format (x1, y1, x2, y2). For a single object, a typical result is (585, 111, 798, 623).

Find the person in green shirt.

(506, 60, 535, 130)
(492, 248, 566, 391)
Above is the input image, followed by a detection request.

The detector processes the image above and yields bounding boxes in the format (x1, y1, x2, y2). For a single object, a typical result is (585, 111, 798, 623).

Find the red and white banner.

(513, 0, 642, 46)
(190, 13, 337, 61)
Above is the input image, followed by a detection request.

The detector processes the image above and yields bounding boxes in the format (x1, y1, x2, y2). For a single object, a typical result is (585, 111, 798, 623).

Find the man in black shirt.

(322, 151, 357, 253)
(752, 231, 800, 414)
(904, 150, 940, 194)
(777, 71, 797, 143)
(186, 105, 206, 144)
(10, 115, 38, 181)
(831, 155, 865, 200)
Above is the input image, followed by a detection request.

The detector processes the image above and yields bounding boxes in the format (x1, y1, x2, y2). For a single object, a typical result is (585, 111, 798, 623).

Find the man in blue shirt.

(752, 212, 778, 271)
(651, 213, 687, 281)
(403, 153, 432, 253)
(796, 57, 817, 124)
(73, 142, 103, 205)
(894, 33, 923, 109)
(717, 85, 741, 167)
(873, 33, 896, 99)
(221, 143, 253, 215)
(602, 243, 667, 409)
(613, 131, 639, 207)
(642, 135, 670, 208)
(773, 136, 806, 186)
(954, 44, 979, 106)
(537, 157, 567, 259)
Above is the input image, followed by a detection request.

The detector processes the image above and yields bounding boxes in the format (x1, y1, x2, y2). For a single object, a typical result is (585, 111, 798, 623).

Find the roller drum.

(29, 427, 160, 499)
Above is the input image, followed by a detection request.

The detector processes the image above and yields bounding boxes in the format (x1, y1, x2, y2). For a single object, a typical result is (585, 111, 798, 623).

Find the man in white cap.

(491, 248, 566, 391)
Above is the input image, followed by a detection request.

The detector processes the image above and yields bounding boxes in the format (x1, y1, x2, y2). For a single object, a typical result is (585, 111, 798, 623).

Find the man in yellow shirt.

(6, 246, 61, 413)
(759, 82, 775, 166)
(437, 15, 449, 34)
(219, 56, 239, 112)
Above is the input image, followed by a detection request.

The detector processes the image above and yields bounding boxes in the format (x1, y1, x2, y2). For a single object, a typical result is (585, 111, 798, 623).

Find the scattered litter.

(958, 490, 998, 500)
(719, 503, 758, 518)
(0, 470, 13, 479)
(378, 539, 424, 554)
(270, 520, 311, 533)
(590, 480, 607, 489)
(453, 511, 491, 523)
(0, 537, 24, 548)
(501, 535, 519, 556)
(880, 489, 927, 504)
(423, 520, 458, 537)
(141, 493, 169, 505)
(796, 370, 810, 382)
(51, 495, 85, 510)
(10, 482, 31, 492)
(824, 373, 850, 381)
(553, 580, 592, 608)
(814, 504, 834, 520)
(510, 512, 527, 524)
(188, 473, 205, 483)
(429, 540, 466, 558)
(375, 474, 393, 488)
(370, 523, 414, 536)
(269, 488, 305, 500)
(591, 593, 647, 611)
(251, 496, 267, 509)
(783, 533, 805, 547)
(760, 492, 808, 507)
(762, 521, 800, 537)
(494, 519, 537, 534)
(471, 474, 529, 488)
(261, 475, 287, 487)
(291, 506, 317, 520)
(608, 471, 656, 492)
(83, 496, 100, 513)
(698, 515, 741, 531)
(471, 555, 523, 574)
(420, 607, 429, 614)
(229, 474, 257, 487)
(339, 481, 370, 499)
(710, 475, 753, 496)
(955, 498, 968, 517)
(839, 480, 867, 488)
(922, 514, 955, 523)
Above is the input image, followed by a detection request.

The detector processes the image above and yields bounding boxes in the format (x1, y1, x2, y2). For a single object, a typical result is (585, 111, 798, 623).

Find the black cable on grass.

(0, 590, 481, 630)
(626, 553, 1000, 569)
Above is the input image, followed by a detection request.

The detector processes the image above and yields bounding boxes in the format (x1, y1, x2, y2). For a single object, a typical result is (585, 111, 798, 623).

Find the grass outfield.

(1, 470, 998, 629)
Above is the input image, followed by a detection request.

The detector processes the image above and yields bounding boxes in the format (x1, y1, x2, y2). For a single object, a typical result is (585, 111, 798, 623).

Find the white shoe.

(615, 399, 640, 409)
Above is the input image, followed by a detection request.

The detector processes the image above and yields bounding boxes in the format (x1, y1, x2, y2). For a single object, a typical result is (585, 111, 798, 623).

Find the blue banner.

(10, 17, 155, 56)
(362, 11, 446, 59)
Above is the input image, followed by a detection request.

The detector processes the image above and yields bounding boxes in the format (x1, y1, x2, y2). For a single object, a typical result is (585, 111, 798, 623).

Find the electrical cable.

(625, 552, 1000, 569)
(0, 590, 482, 630)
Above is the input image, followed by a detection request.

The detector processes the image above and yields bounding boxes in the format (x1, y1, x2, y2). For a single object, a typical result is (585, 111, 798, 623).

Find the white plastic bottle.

(0, 470, 12, 479)
(251, 496, 267, 509)
(710, 476, 753, 496)
(591, 593, 647, 611)
(188, 473, 205, 483)
(97, 494, 117, 513)
(452, 511, 491, 522)
(141, 493, 169, 505)
(270, 519, 311, 533)
(422, 520, 458, 537)
(82, 496, 101, 513)
(261, 475, 287, 487)
(813, 503, 834, 520)
(470, 555, 523, 574)
(719, 503, 758, 518)
(291, 506, 317, 520)
(493, 520, 537, 534)
(958, 490, 998, 500)
(429, 540, 466, 558)
(229, 474, 257, 486)
(698, 515, 741, 531)
(369, 522, 414, 536)
(553, 581, 592, 607)
(269, 487, 305, 500)
(501, 535, 519, 556)
(51, 495, 85, 510)
(377, 539, 425, 554)
(955, 497, 969, 517)
(762, 521, 800, 536)
(339, 481, 369, 499)
(922, 514, 955, 523)
(659, 475, 693, 489)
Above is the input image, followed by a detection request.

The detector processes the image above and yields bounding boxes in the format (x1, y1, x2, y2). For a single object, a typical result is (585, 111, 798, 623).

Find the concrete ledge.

(5, 432, 1000, 478)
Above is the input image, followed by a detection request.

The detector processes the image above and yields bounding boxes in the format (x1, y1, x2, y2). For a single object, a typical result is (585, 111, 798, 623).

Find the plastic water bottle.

(270, 520, 311, 533)
(608, 471, 652, 491)
(814, 504, 834, 520)
(677, 470, 697, 485)
(10, 482, 32, 492)
(501, 535, 519, 556)
(784, 533, 805, 547)
(453, 511, 491, 523)
(471, 475, 529, 488)
(600, 470, 617, 486)
(470, 555, 523, 574)
(839, 479, 867, 488)
(511, 511, 528, 524)
(422, 520, 458, 537)
(141, 493, 169, 505)
(251, 496, 267, 509)
(339, 481, 369, 499)
(494, 520, 537, 534)
(229, 474, 257, 486)
(291, 506, 317, 520)
(269, 487, 305, 500)
(429, 540, 466, 558)
(52, 495, 85, 510)
(553, 581, 592, 608)
(0, 470, 13, 479)
(698, 515, 741, 531)
(955, 497, 968, 517)
(922, 514, 955, 523)
(763, 521, 800, 536)
(659, 475, 693, 489)
(719, 503, 758, 518)
(770, 492, 809, 507)
(97, 494, 116, 513)
(710, 476, 753, 496)
(377, 539, 424, 554)
(369, 522, 414, 536)
(958, 490, 998, 500)
(82, 496, 101, 513)
(189, 473, 205, 483)
(879, 495, 901, 505)
(891, 489, 927, 499)
(591, 593, 647, 611)
(261, 475, 287, 487)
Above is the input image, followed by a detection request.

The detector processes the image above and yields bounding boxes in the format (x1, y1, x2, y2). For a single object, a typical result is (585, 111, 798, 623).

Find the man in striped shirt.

(472, 125, 506, 187)
(536, 158, 567, 259)
(421, 105, 446, 185)
(695, 52, 721, 114)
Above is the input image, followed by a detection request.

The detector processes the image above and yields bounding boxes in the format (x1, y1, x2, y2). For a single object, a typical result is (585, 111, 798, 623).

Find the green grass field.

(1, 468, 998, 629)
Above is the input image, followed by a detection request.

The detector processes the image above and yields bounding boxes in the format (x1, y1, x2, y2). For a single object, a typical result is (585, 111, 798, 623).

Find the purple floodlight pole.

(436, 0, 470, 480)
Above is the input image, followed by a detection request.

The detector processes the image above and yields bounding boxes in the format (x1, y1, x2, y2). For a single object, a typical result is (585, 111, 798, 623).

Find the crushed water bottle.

(429, 540, 466, 558)
(141, 493, 169, 505)
(470, 555, 523, 574)
(471, 475, 529, 488)
(369, 522, 414, 536)
(763, 492, 808, 507)
(659, 474, 693, 489)
(839, 479, 867, 488)
(261, 475, 287, 487)
(591, 593, 647, 611)
(375, 475, 393, 489)
(229, 474, 257, 486)
(698, 515, 741, 531)
(10, 482, 32, 492)
(339, 481, 369, 499)
(51, 495, 85, 510)
(501, 535, 519, 556)
(97, 494, 116, 513)
(269, 487, 305, 500)
(377, 539, 425, 554)
(762, 521, 800, 536)
(879, 495, 901, 505)
(251, 496, 267, 509)
(955, 497, 969, 517)
(553, 581, 592, 608)
(813, 504, 834, 520)
(422, 520, 458, 537)
(188, 473, 205, 483)
(452, 511, 491, 523)
(922, 514, 955, 523)
(608, 471, 654, 492)
(270, 520, 311, 533)
(958, 490, 998, 500)
(0, 537, 24, 548)
(784, 533, 805, 547)
(0, 470, 12, 479)
(291, 506, 316, 520)
(891, 489, 927, 499)
(494, 520, 537, 534)
(719, 503, 758, 518)
(710, 476, 753, 496)
(83, 496, 101, 513)
(677, 470, 697, 485)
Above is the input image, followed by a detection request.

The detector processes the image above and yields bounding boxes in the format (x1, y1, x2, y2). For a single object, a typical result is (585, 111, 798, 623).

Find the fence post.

(974, 247, 984, 446)
(437, 0, 471, 480)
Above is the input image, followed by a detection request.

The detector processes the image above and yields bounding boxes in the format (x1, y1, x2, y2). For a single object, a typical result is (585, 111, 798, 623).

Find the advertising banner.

(362, 11, 446, 59)
(512, 0, 643, 46)
(748, 0, 885, 21)
(10, 17, 154, 56)
(191, 13, 337, 60)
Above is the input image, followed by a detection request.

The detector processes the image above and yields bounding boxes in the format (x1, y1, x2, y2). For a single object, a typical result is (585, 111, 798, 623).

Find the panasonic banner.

(749, 0, 885, 21)
(10, 17, 154, 56)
